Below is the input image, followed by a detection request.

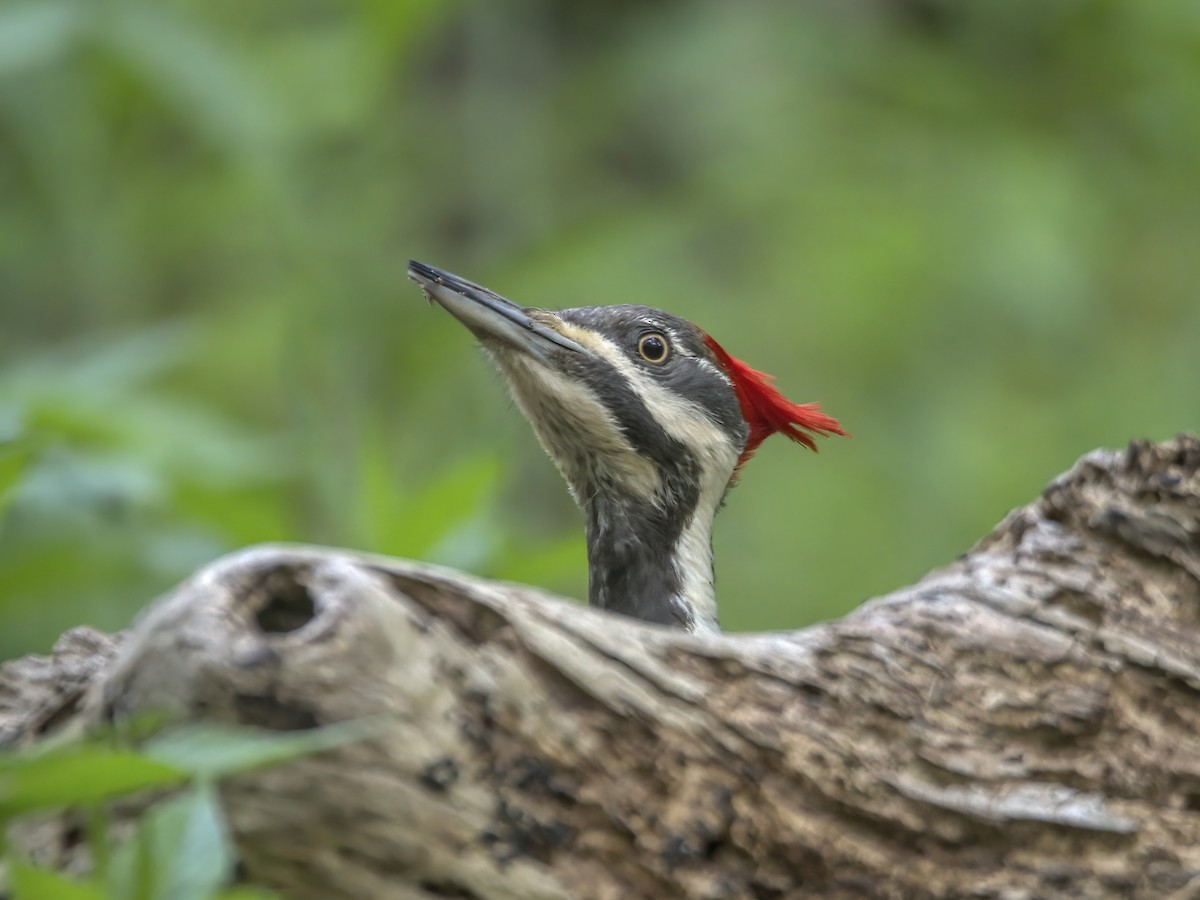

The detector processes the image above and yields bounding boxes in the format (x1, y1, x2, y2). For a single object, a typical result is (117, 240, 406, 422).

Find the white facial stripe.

(488, 348, 660, 500)
(694, 356, 732, 385)
(557, 323, 740, 487)
(657, 329, 733, 388)
(666, 330, 695, 357)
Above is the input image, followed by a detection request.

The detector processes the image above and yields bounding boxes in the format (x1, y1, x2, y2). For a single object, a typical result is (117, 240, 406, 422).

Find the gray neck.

(583, 488, 719, 632)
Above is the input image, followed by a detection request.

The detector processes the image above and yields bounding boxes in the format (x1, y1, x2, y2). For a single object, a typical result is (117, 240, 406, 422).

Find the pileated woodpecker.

(408, 261, 846, 633)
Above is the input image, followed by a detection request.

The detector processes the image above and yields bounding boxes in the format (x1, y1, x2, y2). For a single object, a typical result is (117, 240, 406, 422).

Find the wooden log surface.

(2, 436, 1199, 899)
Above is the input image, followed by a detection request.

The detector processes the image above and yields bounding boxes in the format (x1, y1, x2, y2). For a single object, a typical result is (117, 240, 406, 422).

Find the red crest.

(703, 333, 847, 469)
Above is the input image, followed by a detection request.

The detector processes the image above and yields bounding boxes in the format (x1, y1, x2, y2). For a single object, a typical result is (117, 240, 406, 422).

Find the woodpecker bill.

(408, 261, 846, 633)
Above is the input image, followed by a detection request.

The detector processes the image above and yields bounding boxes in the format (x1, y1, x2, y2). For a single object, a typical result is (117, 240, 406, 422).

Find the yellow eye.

(638, 333, 669, 364)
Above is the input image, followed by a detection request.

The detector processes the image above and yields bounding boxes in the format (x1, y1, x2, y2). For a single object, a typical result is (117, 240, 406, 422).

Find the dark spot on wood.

(721, 658, 746, 678)
(663, 834, 699, 867)
(421, 756, 460, 793)
(834, 874, 881, 894)
(1124, 441, 1143, 471)
(481, 799, 575, 865)
(418, 879, 480, 899)
(35, 690, 83, 735)
(1045, 589, 1104, 626)
(542, 820, 574, 850)
(234, 692, 319, 731)
(1098, 871, 1139, 891)
(1039, 863, 1081, 888)
(1098, 507, 1129, 530)
(386, 572, 510, 644)
(751, 882, 786, 900)
(458, 690, 496, 753)
(509, 753, 573, 799)
(1180, 790, 1200, 812)
(799, 681, 825, 699)
(1144, 859, 1194, 892)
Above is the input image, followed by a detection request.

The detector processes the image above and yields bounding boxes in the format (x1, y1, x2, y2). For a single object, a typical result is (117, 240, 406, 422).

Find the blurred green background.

(1, 0, 1197, 658)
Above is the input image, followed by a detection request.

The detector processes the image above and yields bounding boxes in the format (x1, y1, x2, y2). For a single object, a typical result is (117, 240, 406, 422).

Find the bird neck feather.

(582, 482, 721, 633)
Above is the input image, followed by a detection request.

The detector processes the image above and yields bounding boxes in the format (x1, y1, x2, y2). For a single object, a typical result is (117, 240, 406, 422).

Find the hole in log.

(253, 568, 317, 634)
(61, 821, 85, 850)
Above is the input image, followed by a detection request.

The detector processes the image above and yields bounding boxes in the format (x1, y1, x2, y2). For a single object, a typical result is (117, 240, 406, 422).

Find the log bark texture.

(3, 436, 1200, 899)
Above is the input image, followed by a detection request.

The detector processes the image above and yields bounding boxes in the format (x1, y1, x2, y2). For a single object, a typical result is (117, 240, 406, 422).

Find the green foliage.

(140, 719, 391, 780)
(0, 326, 290, 656)
(104, 783, 233, 900)
(0, 748, 184, 816)
(0, 718, 381, 898)
(1, 0, 1198, 653)
(7, 860, 106, 900)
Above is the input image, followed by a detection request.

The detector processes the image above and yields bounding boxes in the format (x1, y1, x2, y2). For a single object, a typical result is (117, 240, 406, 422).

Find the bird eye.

(638, 333, 669, 364)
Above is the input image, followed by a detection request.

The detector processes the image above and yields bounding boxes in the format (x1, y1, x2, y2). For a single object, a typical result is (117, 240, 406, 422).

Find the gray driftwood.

(3, 436, 1200, 899)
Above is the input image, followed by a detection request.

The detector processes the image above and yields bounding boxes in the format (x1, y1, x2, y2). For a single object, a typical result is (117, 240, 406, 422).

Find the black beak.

(408, 261, 586, 361)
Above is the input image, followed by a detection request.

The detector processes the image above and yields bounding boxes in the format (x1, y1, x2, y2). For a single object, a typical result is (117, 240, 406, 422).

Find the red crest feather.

(703, 333, 847, 469)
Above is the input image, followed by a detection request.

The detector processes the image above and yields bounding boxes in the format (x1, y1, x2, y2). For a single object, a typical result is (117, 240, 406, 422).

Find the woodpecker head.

(408, 261, 845, 632)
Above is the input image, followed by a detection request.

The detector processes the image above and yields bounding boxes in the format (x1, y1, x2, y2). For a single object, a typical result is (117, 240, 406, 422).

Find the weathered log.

(3, 436, 1200, 899)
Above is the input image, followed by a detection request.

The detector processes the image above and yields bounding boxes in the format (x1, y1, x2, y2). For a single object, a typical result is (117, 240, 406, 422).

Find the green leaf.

(105, 822, 151, 900)
(6, 857, 105, 900)
(148, 783, 231, 900)
(141, 718, 390, 781)
(106, 782, 232, 900)
(0, 748, 186, 818)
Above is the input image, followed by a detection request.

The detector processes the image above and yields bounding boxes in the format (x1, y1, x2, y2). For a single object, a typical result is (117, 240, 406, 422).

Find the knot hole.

(252, 566, 317, 634)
